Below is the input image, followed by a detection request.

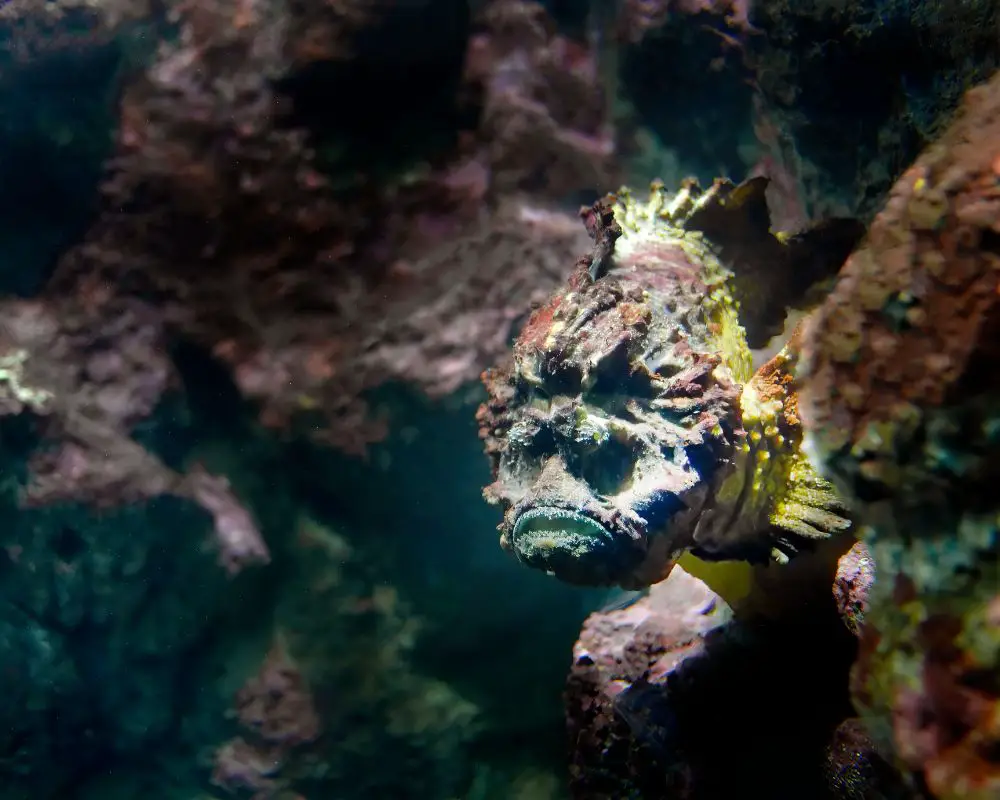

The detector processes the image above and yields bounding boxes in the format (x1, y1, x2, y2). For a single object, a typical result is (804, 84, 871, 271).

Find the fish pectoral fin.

(738, 343, 854, 563)
(737, 215, 864, 349)
(767, 459, 853, 560)
(780, 217, 867, 308)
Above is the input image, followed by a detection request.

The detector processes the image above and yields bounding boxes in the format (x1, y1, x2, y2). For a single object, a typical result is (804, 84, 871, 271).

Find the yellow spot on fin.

(742, 333, 853, 555)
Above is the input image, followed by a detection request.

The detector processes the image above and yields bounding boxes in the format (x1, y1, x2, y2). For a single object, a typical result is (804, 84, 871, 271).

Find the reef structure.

(799, 69, 1000, 798)
(564, 561, 907, 799)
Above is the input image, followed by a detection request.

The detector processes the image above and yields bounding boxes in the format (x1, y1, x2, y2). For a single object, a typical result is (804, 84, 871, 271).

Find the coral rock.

(565, 565, 895, 799)
(800, 69, 1000, 797)
(833, 540, 875, 637)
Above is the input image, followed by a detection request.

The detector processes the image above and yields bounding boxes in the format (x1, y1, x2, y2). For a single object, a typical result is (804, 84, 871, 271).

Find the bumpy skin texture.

(479, 178, 860, 588)
(799, 71, 1000, 798)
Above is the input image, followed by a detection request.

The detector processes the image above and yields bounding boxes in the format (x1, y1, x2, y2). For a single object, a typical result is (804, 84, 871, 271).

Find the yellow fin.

(676, 552, 753, 610)
(770, 455, 851, 542)
(742, 328, 853, 557)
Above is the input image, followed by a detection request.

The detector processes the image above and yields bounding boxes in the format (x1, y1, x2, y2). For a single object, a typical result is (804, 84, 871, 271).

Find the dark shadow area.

(621, 13, 756, 184)
(749, 2, 1000, 216)
(289, 382, 598, 751)
(276, 0, 475, 178)
(0, 29, 124, 296)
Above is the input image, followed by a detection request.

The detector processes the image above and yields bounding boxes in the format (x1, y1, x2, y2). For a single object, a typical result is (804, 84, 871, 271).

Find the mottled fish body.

(479, 178, 862, 591)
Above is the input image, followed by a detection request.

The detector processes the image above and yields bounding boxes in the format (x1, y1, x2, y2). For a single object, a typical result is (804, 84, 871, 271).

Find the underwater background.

(0, 1, 998, 798)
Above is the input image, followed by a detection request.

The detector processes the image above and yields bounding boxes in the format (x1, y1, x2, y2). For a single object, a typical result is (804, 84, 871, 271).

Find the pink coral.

(212, 640, 321, 798)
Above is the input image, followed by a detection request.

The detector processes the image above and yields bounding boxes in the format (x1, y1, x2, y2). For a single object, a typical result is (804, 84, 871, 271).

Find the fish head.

(479, 267, 742, 588)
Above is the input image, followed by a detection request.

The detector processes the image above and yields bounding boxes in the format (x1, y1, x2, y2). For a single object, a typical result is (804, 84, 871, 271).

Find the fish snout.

(510, 505, 624, 585)
(506, 455, 646, 585)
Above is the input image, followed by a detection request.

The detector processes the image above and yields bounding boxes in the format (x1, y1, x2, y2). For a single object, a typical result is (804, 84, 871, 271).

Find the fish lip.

(510, 505, 625, 584)
(512, 506, 614, 544)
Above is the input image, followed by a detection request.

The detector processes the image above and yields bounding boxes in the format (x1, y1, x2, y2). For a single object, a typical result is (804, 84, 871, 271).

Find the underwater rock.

(823, 717, 916, 800)
(479, 175, 862, 588)
(469, 0, 618, 197)
(34, 0, 609, 457)
(211, 641, 321, 798)
(0, 292, 489, 797)
(800, 69, 1000, 798)
(565, 566, 728, 798)
(0, 295, 271, 797)
(833, 540, 875, 637)
(0, 5, 602, 797)
(615, 1, 1000, 223)
(0, 297, 268, 571)
(565, 564, 901, 799)
(747, 0, 1000, 219)
(617, 0, 751, 43)
(208, 515, 482, 799)
(0, 1, 134, 296)
(614, 0, 759, 192)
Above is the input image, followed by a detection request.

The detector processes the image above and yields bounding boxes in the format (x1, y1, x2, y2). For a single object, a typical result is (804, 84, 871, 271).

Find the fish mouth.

(511, 506, 626, 585)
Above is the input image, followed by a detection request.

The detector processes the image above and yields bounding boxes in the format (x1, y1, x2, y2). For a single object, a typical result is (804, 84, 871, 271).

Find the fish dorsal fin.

(579, 195, 622, 281)
(778, 217, 868, 308)
(681, 177, 864, 349)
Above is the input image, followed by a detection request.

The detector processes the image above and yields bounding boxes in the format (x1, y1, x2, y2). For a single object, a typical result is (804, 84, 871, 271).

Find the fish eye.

(524, 423, 556, 456)
(575, 436, 635, 496)
(540, 359, 583, 395)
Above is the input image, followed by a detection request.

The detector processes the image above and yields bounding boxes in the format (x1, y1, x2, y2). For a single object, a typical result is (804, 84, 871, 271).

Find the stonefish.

(478, 178, 863, 589)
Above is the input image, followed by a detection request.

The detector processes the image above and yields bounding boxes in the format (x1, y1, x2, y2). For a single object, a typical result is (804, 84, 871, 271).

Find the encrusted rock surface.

(833, 540, 875, 637)
(0, 297, 268, 798)
(40, 0, 606, 456)
(800, 69, 1000, 798)
(565, 565, 908, 799)
(3, 1, 999, 798)
(617, 0, 1000, 226)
